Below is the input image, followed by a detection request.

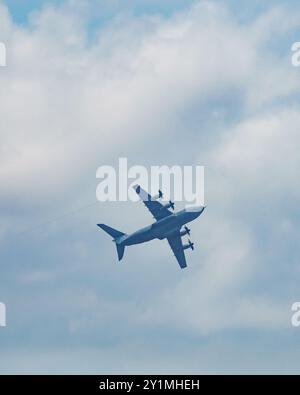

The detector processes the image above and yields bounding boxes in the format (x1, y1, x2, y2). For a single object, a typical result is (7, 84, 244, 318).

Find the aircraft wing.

(133, 185, 173, 221)
(167, 232, 187, 269)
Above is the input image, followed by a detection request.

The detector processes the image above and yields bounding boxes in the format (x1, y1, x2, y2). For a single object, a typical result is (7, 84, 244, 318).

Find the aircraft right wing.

(133, 185, 173, 221)
(167, 231, 187, 269)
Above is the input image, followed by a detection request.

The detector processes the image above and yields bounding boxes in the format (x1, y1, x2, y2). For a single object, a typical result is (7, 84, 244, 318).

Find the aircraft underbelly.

(152, 217, 179, 239)
(125, 227, 154, 245)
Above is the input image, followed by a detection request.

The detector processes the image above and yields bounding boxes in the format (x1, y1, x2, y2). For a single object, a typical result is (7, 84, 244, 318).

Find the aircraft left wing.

(167, 231, 187, 269)
(133, 185, 173, 221)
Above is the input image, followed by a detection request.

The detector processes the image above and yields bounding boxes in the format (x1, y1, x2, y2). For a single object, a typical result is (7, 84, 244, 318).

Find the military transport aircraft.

(97, 185, 205, 269)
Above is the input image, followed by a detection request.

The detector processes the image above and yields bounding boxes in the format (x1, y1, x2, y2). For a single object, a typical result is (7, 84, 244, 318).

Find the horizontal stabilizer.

(97, 224, 125, 240)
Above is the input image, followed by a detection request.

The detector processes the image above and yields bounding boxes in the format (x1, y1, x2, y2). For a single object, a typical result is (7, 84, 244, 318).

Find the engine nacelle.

(162, 200, 175, 211)
(180, 227, 191, 237)
(152, 190, 163, 200)
(183, 240, 194, 251)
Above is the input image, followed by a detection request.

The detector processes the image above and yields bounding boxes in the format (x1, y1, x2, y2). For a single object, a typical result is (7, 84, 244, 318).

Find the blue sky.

(0, 0, 300, 374)
(5, 0, 300, 22)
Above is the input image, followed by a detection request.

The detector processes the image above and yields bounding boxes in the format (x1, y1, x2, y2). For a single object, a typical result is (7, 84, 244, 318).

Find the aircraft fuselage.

(123, 206, 204, 246)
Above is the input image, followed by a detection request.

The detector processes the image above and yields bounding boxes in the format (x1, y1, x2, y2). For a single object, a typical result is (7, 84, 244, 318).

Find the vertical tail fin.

(116, 243, 125, 261)
(97, 224, 126, 261)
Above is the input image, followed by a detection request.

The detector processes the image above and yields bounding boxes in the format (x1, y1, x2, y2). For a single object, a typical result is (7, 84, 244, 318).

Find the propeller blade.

(184, 226, 191, 236)
(188, 239, 194, 251)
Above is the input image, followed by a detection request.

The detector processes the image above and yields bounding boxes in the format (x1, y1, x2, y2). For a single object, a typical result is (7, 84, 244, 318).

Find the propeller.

(184, 226, 191, 236)
(169, 200, 175, 210)
(188, 239, 194, 251)
(152, 190, 164, 201)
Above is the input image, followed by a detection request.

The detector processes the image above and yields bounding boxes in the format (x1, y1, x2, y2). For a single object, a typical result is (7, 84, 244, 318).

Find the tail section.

(97, 224, 125, 240)
(97, 223, 126, 261)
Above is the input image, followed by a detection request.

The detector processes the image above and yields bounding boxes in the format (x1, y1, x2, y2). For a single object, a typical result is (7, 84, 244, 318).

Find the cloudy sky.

(0, 0, 300, 374)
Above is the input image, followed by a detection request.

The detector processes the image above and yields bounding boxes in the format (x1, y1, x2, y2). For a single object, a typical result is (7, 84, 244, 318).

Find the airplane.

(97, 185, 206, 269)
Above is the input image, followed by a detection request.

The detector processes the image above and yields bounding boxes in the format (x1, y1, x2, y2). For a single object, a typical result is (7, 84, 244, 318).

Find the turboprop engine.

(161, 201, 175, 211)
(183, 240, 194, 251)
(180, 226, 191, 237)
(152, 190, 163, 200)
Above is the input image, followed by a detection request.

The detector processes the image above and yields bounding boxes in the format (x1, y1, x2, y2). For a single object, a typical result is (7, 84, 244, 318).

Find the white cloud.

(142, 106, 300, 334)
(142, 215, 288, 334)
(3, 1, 298, 209)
